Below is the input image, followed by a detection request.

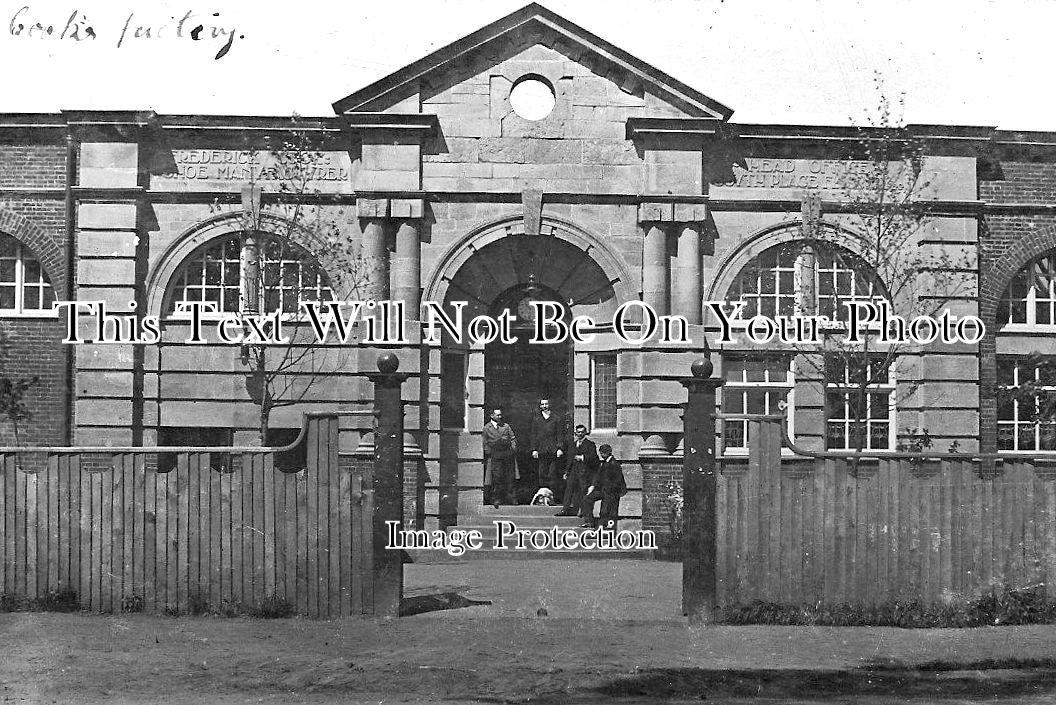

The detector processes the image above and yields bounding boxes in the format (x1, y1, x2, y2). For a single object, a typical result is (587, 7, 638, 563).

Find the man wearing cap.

(580, 443, 627, 529)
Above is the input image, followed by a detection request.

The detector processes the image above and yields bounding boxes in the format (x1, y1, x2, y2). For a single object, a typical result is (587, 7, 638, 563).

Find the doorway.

(484, 328, 572, 503)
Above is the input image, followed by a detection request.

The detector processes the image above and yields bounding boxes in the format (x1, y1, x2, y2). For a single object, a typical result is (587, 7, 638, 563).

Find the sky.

(1, 0, 1053, 130)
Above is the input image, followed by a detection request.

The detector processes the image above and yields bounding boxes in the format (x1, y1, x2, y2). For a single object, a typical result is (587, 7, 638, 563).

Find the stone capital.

(357, 197, 426, 221)
(637, 201, 709, 226)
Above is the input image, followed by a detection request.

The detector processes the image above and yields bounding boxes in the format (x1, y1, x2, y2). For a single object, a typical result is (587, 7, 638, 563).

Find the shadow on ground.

(561, 663, 1056, 702)
(400, 591, 492, 617)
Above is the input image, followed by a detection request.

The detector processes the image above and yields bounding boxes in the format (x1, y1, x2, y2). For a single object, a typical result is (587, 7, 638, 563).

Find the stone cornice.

(626, 117, 723, 141)
(338, 113, 439, 137)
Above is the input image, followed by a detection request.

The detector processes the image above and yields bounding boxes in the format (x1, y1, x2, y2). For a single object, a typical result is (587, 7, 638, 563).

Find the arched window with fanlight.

(995, 248, 1056, 452)
(722, 239, 892, 452)
(727, 240, 887, 322)
(0, 233, 54, 315)
(165, 232, 333, 316)
(998, 248, 1056, 328)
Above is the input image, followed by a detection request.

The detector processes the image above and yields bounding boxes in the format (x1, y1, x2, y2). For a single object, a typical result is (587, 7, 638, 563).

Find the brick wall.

(0, 145, 66, 190)
(639, 457, 681, 548)
(0, 145, 70, 447)
(978, 156, 1056, 454)
(0, 318, 67, 445)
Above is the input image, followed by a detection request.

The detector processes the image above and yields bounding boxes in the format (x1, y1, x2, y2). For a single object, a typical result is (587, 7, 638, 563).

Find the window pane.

(997, 425, 1015, 451)
(827, 422, 846, 449)
(0, 286, 14, 309)
(746, 390, 767, 415)
(0, 236, 16, 257)
(825, 391, 846, 420)
(223, 288, 240, 312)
(591, 354, 617, 428)
(759, 270, 775, 294)
(744, 358, 766, 382)
(1041, 424, 1056, 451)
(997, 358, 1016, 387)
(721, 392, 743, 413)
(21, 285, 40, 310)
(723, 362, 745, 383)
(723, 424, 745, 449)
(0, 260, 14, 282)
(779, 271, 794, 294)
(440, 353, 467, 429)
(1037, 302, 1052, 326)
(869, 422, 889, 449)
(1019, 424, 1037, 451)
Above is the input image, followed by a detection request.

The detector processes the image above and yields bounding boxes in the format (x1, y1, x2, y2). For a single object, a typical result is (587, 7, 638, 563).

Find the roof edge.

(331, 3, 733, 120)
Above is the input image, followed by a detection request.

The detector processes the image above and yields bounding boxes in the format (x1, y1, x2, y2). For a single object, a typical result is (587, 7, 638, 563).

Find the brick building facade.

(2, 5, 1055, 534)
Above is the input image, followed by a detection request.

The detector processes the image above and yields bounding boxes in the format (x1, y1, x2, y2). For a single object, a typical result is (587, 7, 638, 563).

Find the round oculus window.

(509, 77, 555, 121)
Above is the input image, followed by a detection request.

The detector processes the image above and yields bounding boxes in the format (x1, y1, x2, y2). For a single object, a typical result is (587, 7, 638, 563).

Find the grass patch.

(723, 585, 1056, 627)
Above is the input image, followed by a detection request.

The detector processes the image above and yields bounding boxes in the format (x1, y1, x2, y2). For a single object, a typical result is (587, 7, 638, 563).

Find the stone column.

(673, 224, 702, 324)
(361, 217, 390, 301)
(392, 219, 421, 315)
(642, 223, 670, 316)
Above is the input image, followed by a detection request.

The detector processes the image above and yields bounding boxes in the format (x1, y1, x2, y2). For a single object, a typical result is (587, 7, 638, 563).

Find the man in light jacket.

(483, 408, 518, 507)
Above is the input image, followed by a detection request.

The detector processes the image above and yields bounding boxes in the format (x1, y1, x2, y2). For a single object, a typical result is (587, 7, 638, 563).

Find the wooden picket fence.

(717, 416, 1056, 606)
(0, 413, 376, 617)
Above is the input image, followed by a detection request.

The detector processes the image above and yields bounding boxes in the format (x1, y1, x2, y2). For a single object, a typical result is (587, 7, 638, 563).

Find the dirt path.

(4, 561, 1056, 704)
(4, 613, 1056, 704)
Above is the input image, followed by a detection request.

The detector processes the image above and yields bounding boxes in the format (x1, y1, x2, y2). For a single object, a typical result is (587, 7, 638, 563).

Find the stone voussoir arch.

(0, 207, 66, 296)
(978, 222, 1056, 327)
(145, 210, 343, 317)
(707, 218, 888, 302)
(422, 213, 636, 307)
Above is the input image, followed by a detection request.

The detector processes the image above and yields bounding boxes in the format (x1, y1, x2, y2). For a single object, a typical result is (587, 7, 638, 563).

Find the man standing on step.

(530, 398, 565, 496)
(556, 424, 598, 517)
(581, 444, 628, 530)
(483, 408, 518, 508)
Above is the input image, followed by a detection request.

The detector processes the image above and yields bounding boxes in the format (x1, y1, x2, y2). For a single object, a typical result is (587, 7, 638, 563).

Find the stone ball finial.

(377, 353, 400, 374)
(690, 358, 713, 378)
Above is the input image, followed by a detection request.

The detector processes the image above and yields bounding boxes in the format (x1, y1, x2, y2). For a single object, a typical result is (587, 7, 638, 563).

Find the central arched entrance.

(484, 278, 573, 502)
(425, 215, 632, 515)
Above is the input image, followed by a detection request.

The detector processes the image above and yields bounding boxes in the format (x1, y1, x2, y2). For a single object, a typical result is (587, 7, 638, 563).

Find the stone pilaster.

(641, 222, 669, 316)
(357, 198, 390, 301)
(639, 202, 709, 320)
(390, 198, 425, 317)
(674, 223, 702, 324)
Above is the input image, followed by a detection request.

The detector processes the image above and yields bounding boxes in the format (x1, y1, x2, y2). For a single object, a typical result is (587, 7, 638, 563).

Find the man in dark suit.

(530, 398, 565, 494)
(483, 408, 518, 507)
(581, 444, 627, 529)
(556, 424, 598, 516)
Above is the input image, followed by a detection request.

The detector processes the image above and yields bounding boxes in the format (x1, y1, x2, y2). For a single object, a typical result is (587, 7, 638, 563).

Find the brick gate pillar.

(367, 353, 409, 618)
(681, 358, 722, 622)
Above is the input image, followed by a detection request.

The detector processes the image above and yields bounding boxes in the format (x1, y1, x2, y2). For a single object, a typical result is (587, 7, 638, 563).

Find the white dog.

(530, 487, 556, 506)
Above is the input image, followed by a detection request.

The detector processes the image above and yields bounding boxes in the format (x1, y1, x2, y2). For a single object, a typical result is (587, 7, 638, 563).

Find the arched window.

(998, 248, 1056, 327)
(722, 240, 893, 452)
(0, 233, 54, 315)
(727, 240, 885, 321)
(166, 233, 333, 315)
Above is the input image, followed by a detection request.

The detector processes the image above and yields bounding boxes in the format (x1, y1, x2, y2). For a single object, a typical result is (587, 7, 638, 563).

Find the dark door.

(485, 335, 572, 502)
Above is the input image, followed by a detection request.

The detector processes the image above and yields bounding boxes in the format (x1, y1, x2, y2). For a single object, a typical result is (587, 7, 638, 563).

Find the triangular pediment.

(332, 3, 733, 120)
